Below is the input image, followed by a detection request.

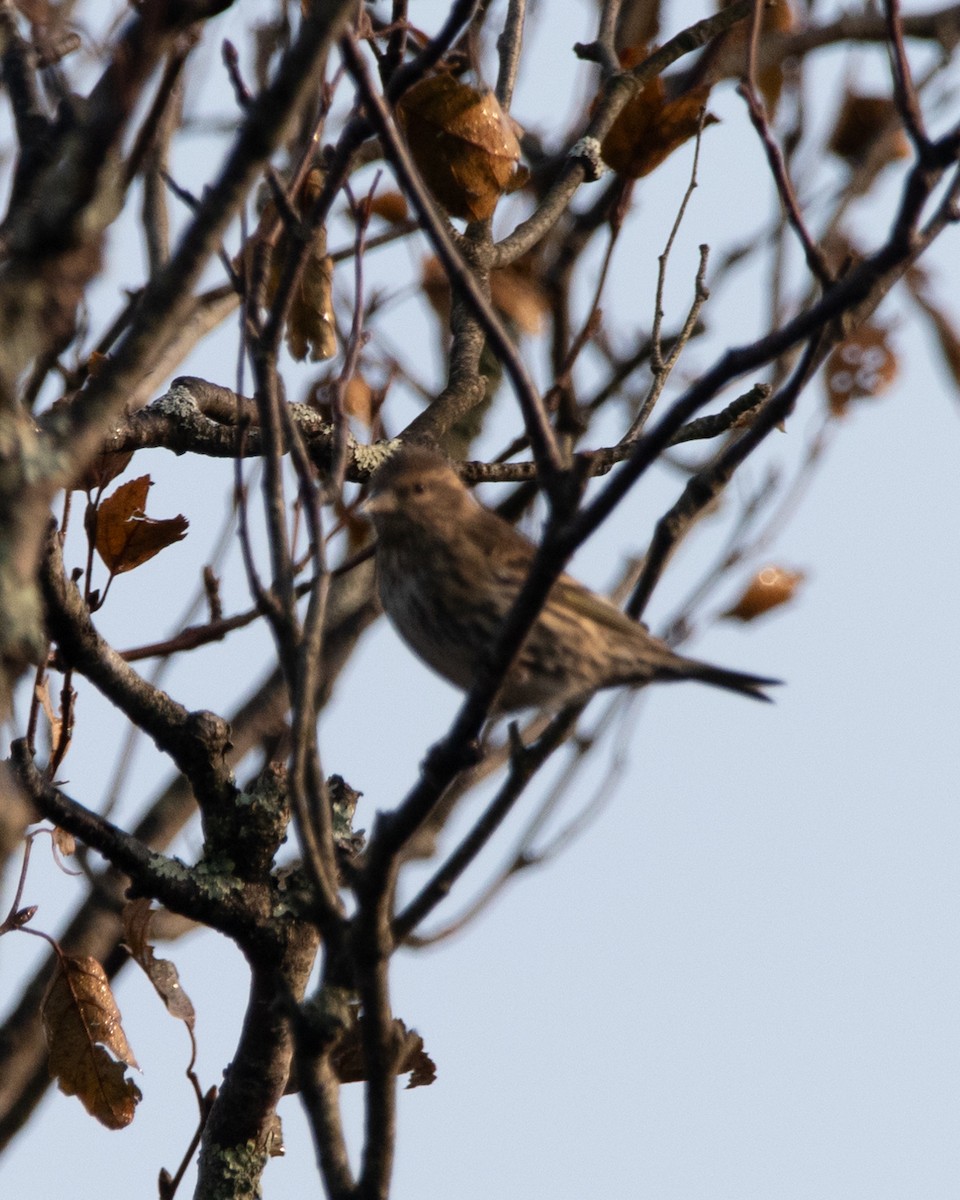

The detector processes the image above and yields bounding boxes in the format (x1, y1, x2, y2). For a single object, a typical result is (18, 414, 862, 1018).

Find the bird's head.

(363, 446, 475, 533)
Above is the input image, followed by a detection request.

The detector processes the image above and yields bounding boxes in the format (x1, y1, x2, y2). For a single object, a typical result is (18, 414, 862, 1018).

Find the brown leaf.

(723, 566, 805, 622)
(42, 955, 141, 1129)
(608, 0, 660, 50)
(828, 91, 910, 168)
(251, 168, 337, 363)
(36, 677, 63, 753)
(53, 826, 77, 858)
(423, 254, 547, 335)
(94, 475, 188, 576)
(905, 270, 960, 393)
(825, 323, 898, 416)
(329, 1002, 436, 1089)
(601, 72, 715, 179)
(368, 190, 409, 225)
(75, 448, 133, 494)
(489, 261, 549, 335)
(122, 899, 197, 1028)
(396, 74, 521, 221)
(710, 0, 795, 112)
(342, 375, 375, 428)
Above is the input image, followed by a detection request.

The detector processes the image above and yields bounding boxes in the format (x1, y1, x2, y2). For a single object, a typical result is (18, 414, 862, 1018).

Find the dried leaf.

(251, 168, 337, 363)
(825, 324, 898, 416)
(342, 375, 375, 428)
(489, 261, 549, 334)
(723, 566, 805, 622)
(53, 827, 77, 858)
(331, 1010, 436, 1089)
(905, 271, 960, 392)
(94, 475, 188, 576)
(75, 448, 133, 494)
(601, 71, 714, 179)
(396, 74, 522, 221)
(828, 91, 910, 168)
(368, 190, 409, 225)
(42, 956, 141, 1129)
(36, 677, 63, 751)
(608, 0, 660, 50)
(122, 899, 196, 1028)
(423, 254, 547, 335)
(711, 0, 794, 112)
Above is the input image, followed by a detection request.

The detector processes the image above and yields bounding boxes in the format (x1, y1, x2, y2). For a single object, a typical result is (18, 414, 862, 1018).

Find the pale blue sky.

(2, 3, 959, 1197)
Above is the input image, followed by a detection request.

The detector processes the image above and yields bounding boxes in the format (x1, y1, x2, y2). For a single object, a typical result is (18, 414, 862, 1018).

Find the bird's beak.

(360, 491, 396, 517)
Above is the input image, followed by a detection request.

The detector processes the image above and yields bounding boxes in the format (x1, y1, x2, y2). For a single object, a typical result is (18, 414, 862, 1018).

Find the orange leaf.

(94, 475, 188, 576)
(396, 74, 521, 221)
(343, 375, 376, 428)
(42, 956, 141, 1129)
(723, 566, 805, 622)
(601, 76, 714, 179)
(825, 324, 898, 416)
(368, 190, 409, 225)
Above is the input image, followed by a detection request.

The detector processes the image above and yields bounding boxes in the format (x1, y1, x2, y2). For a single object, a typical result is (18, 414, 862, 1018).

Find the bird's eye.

(412, 482, 426, 495)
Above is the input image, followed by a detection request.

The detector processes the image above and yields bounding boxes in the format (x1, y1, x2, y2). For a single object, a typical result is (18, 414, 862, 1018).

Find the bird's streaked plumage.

(365, 446, 778, 711)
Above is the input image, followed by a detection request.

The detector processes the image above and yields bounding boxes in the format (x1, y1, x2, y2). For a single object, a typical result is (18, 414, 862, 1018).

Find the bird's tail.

(656, 654, 781, 702)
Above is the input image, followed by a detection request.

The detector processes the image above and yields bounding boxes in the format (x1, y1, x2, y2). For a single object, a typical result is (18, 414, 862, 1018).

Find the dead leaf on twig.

(600, 46, 715, 178)
(397, 74, 523, 221)
(42, 955, 141, 1129)
(93, 475, 188, 578)
(122, 899, 197, 1028)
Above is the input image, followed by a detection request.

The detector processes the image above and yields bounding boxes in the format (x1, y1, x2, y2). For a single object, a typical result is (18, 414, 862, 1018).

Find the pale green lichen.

(149, 386, 201, 420)
(197, 1139, 267, 1200)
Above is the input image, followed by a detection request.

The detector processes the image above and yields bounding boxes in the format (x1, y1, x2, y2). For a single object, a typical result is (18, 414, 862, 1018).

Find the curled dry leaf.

(368, 189, 409, 225)
(342, 375, 376, 428)
(122, 898, 197, 1027)
(710, 0, 795, 112)
(600, 46, 714, 180)
(53, 826, 77, 858)
(75, 448, 133, 495)
(905, 268, 960, 394)
(828, 91, 910, 169)
(825, 324, 898, 416)
(723, 566, 805, 622)
(422, 254, 548, 335)
(330, 1011, 437, 1090)
(42, 955, 142, 1129)
(93, 474, 188, 577)
(253, 168, 337, 362)
(396, 74, 522, 221)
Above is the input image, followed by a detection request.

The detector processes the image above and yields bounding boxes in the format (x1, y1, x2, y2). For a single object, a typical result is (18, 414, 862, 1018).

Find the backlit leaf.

(94, 475, 188, 576)
(397, 74, 522, 221)
(122, 899, 196, 1028)
(600, 63, 714, 179)
(723, 566, 805, 622)
(42, 955, 141, 1129)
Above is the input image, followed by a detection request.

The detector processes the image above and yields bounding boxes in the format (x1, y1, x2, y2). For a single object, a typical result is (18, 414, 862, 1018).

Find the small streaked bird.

(364, 446, 778, 712)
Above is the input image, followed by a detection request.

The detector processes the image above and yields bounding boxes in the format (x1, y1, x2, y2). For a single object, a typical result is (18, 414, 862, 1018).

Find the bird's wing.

(472, 506, 539, 562)
(474, 508, 654, 635)
(551, 577, 652, 638)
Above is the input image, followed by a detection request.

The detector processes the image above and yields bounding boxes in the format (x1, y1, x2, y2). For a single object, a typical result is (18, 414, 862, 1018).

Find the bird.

(363, 445, 778, 712)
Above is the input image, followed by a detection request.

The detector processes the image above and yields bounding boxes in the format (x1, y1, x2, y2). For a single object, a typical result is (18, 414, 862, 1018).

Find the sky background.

(2, 2, 960, 1197)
